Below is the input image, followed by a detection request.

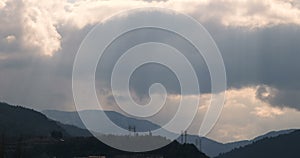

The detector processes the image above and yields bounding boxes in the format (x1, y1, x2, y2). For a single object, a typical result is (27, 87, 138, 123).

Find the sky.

(1, 0, 300, 143)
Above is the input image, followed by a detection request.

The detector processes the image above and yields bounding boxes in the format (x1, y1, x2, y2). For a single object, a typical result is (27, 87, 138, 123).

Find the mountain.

(57, 122, 92, 137)
(9, 102, 298, 157)
(196, 129, 295, 157)
(18, 137, 208, 158)
(175, 133, 254, 157)
(43, 109, 296, 157)
(145, 141, 209, 158)
(42, 110, 233, 157)
(43, 110, 161, 133)
(177, 135, 233, 158)
(252, 129, 295, 142)
(0, 102, 208, 157)
(0, 102, 68, 138)
(44, 110, 225, 157)
(217, 130, 300, 158)
(0, 102, 93, 139)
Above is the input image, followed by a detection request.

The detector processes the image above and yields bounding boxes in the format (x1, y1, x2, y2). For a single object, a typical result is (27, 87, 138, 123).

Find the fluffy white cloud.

(0, 0, 7, 9)
(21, 1, 63, 56)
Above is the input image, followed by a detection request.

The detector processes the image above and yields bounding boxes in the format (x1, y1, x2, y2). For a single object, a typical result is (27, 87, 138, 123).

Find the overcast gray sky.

(1, 0, 300, 143)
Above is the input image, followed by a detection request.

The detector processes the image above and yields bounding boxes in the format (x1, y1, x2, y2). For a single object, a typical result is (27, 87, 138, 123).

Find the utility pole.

(180, 131, 183, 144)
(184, 130, 187, 144)
(133, 126, 137, 136)
(128, 125, 132, 136)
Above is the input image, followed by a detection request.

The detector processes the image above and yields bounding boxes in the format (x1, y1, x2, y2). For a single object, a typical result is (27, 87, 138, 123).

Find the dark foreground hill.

(218, 130, 300, 158)
(0, 102, 208, 158)
(0, 102, 69, 138)
(8, 137, 208, 158)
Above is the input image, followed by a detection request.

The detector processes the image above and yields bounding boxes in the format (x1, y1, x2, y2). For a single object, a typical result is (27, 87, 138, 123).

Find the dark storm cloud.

(210, 24, 300, 89)
(93, 16, 300, 110)
(94, 25, 211, 98)
(256, 85, 300, 110)
(209, 24, 300, 110)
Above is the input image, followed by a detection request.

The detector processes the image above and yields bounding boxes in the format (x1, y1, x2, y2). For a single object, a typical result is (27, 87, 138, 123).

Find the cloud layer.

(1, 0, 300, 56)
(1, 0, 300, 110)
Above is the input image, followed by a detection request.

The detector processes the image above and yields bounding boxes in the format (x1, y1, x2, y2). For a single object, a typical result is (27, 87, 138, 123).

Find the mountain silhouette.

(0, 102, 209, 158)
(43, 109, 296, 157)
(43, 110, 161, 133)
(192, 129, 295, 157)
(1, 102, 298, 157)
(0, 102, 69, 138)
(24, 137, 208, 158)
(0, 102, 92, 138)
(217, 130, 300, 158)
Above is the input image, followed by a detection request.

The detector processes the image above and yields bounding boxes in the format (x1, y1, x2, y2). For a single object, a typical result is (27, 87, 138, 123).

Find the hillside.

(0, 102, 209, 158)
(43, 110, 161, 133)
(19, 137, 208, 158)
(0, 102, 92, 138)
(44, 110, 296, 157)
(200, 129, 295, 157)
(57, 122, 92, 137)
(217, 130, 300, 158)
(0, 102, 69, 138)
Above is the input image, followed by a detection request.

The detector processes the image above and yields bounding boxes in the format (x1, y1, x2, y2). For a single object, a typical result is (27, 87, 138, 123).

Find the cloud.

(21, 1, 63, 56)
(4, 35, 15, 43)
(1, 0, 300, 110)
(205, 87, 300, 143)
(1, 0, 300, 56)
(0, 0, 64, 56)
(61, 0, 300, 29)
(208, 0, 300, 28)
(256, 85, 300, 110)
(252, 106, 284, 118)
(210, 24, 300, 110)
(1, 1, 300, 110)
(0, 0, 6, 9)
(99, 86, 300, 143)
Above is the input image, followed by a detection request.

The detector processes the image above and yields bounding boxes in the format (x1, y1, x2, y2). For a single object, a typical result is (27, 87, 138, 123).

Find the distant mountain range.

(0, 102, 297, 158)
(42, 109, 296, 157)
(42, 110, 161, 133)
